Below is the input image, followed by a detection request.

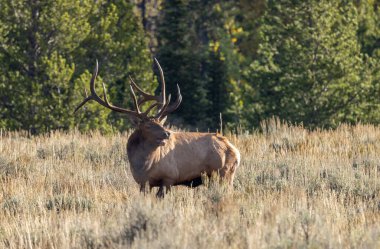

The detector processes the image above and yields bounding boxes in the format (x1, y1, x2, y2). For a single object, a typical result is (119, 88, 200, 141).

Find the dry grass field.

(0, 119, 379, 249)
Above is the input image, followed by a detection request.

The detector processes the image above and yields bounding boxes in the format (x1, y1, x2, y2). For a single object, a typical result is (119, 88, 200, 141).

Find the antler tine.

(129, 76, 161, 117)
(154, 58, 166, 107)
(126, 59, 169, 118)
(74, 95, 92, 113)
(101, 80, 111, 105)
(142, 102, 160, 117)
(129, 84, 141, 114)
(89, 60, 99, 95)
(74, 60, 140, 118)
(157, 84, 182, 120)
(73, 60, 99, 113)
(129, 76, 161, 106)
(155, 94, 171, 119)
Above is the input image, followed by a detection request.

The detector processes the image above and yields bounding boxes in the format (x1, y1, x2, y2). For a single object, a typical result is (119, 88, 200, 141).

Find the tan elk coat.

(127, 130, 240, 188)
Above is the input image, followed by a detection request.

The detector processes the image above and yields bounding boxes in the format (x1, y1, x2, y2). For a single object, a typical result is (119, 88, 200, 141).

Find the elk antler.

(129, 58, 182, 121)
(129, 58, 166, 109)
(74, 59, 182, 121)
(74, 60, 144, 119)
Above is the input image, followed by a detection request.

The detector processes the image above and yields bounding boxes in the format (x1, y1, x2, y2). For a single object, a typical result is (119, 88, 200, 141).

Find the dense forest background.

(0, 0, 379, 133)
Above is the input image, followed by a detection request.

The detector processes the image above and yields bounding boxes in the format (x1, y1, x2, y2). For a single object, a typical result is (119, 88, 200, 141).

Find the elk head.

(74, 59, 182, 145)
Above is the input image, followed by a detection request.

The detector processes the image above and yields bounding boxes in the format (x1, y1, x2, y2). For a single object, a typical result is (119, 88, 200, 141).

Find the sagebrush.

(0, 120, 379, 248)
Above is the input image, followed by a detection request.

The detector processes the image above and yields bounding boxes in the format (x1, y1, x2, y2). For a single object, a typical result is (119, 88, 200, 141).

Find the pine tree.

(355, 0, 380, 123)
(156, 0, 210, 128)
(0, 0, 94, 133)
(0, 0, 153, 133)
(246, 0, 371, 128)
(157, 0, 241, 130)
(356, 0, 380, 56)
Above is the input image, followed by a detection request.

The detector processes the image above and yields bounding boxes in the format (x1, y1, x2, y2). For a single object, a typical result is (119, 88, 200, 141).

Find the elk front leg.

(156, 180, 173, 198)
(140, 181, 153, 195)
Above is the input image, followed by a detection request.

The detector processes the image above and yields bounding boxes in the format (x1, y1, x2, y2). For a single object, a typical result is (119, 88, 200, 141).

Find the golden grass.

(0, 120, 379, 248)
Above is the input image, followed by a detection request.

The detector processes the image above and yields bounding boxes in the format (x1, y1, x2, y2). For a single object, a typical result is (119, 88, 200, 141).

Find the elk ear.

(159, 116, 167, 125)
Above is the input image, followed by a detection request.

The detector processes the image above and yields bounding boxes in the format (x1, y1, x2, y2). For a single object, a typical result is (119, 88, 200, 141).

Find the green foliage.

(0, 0, 380, 132)
(355, 0, 380, 123)
(245, 0, 374, 128)
(0, 0, 153, 133)
(0, 0, 92, 132)
(156, 0, 209, 128)
(356, 0, 380, 57)
(157, 0, 242, 129)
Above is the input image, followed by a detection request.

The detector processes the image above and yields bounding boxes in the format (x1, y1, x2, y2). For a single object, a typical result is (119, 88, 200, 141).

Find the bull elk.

(74, 59, 240, 197)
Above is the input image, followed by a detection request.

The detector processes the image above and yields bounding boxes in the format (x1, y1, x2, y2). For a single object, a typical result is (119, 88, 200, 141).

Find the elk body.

(75, 59, 240, 197)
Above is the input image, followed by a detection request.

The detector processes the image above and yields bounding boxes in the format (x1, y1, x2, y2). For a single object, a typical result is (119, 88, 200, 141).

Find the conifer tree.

(247, 0, 371, 127)
(355, 0, 380, 123)
(0, 0, 153, 133)
(0, 0, 94, 133)
(157, 0, 241, 129)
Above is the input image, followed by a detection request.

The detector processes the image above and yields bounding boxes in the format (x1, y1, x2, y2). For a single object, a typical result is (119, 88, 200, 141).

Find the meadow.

(0, 119, 379, 249)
